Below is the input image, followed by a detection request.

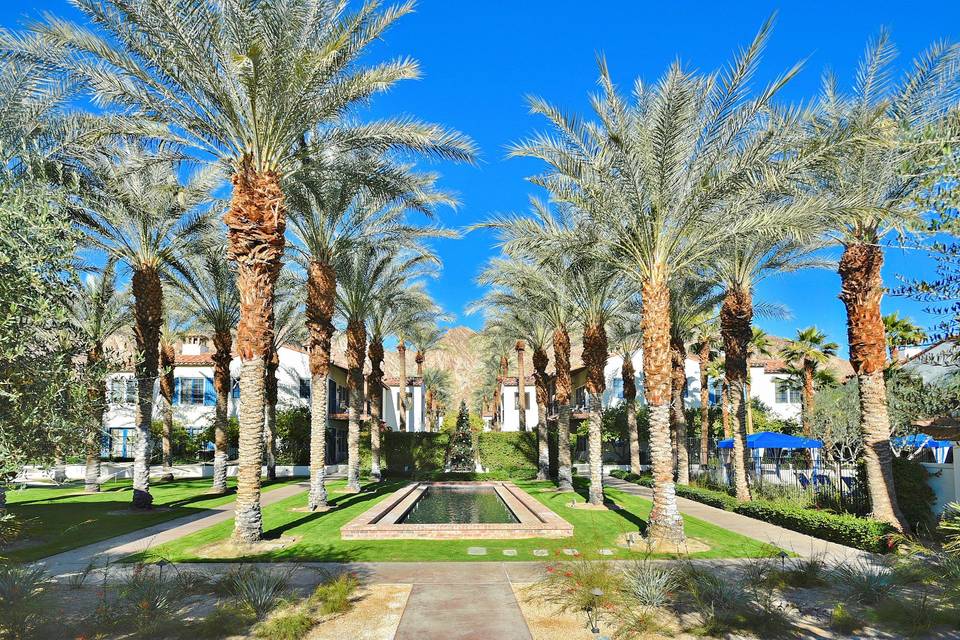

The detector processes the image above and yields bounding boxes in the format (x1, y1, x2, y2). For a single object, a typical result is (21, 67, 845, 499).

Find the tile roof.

(382, 376, 423, 387)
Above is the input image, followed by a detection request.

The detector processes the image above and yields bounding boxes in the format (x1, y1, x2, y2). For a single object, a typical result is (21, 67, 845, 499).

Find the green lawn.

(5, 476, 300, 562)
(131, 479, 779, 563)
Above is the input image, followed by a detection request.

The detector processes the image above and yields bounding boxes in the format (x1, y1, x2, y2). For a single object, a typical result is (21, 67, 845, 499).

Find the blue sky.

(4, 1, 959, 355)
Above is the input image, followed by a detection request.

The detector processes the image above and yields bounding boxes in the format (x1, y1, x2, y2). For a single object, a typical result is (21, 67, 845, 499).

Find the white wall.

(585, 351, 802, 422)
(922, 447, 960, 516)
(382, 384, 425, 432)
(103, 346, 314, 456)
(498, 383, 538, 432)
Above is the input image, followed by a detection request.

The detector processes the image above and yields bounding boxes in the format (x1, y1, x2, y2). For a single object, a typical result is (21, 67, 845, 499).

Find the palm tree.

(691, 320, 720, 464)
(609, 316, 643, 475)
(265, 285, 305, 481)
(477, 330, 515, 433)
(75, 148, 216, 509)
(337, 246, 437, 492)
(8, 0, 475, 542)
(473, 291, 555, 479)
(411, 324, 446, 377)
(710, 235, 823, 499)
(746, 327, 775, 434)
(883, 313, 927, 363)
(479, 202, 584, 492)
(288, 155, 457, 507)
(782, 327, 839, 437)
(510, 19, 807, 543)
(669, 280, 720, 486)
(805, 32, 958, 532)
(422, 368, 452, 431)
(70, 258, 128, 492)
(514, 340, 528, 432)
(367, 285, 435, 478)
(158, 311, 189, 472)
(706, 358, 730, 439)
(169, 244, 240, 494)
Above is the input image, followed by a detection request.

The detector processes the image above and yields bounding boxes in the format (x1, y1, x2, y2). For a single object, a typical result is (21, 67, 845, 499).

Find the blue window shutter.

(173, 377, 181, 405)
(204, 376, 216, 406)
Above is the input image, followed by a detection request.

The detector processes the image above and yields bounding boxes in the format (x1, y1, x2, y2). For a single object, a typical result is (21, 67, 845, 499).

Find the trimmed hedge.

(608, 469, 895, 553)
(477, 432, 539, 479)
(381, 431, 449, 476)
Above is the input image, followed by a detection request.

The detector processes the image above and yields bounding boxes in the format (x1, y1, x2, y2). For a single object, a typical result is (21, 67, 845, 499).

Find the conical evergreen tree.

(447, 402, 476, 472)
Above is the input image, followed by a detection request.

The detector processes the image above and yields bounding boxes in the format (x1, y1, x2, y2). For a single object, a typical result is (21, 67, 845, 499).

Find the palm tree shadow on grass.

(264, 482, 401, 539)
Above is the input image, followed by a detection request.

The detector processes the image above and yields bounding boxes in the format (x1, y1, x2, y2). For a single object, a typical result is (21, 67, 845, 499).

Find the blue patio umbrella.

(892, 434, 953, 463)
(717, 431, 823, 450)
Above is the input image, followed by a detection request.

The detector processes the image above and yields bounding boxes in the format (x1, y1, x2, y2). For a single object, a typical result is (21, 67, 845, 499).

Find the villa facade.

(380, 376, 427, 432)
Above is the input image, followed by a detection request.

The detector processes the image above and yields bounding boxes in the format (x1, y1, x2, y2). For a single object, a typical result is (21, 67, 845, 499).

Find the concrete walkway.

(606, 476, 874, 562)
(37, 480, 315, 577)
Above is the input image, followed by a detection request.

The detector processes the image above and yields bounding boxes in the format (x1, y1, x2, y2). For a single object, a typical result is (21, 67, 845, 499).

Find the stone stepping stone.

(502, 549, 517, 557)
(598, 549, 615, 556)
(467, 546, 487, 556)
(532, 549, 549, 557)
(562, 548, 579, 556)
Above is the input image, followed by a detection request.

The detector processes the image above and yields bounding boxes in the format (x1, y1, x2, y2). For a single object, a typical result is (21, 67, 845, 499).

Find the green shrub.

(255, 609, 314, 640)
(830, 603, 861, 634)
(382, 432, 449, 475)
(735, 502, 894, 553)
(892, 457, 936, 534)
(609, 469, 894, 552)
(275, 408, 311, 465)
(310, 571, 359, 616)
(0, 564, 49, 639)
(477, 432, 538, 478)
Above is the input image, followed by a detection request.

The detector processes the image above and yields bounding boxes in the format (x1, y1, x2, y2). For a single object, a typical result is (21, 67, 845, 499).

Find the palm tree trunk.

(425, 388, 433, 432)
(131, 266, 162, 509)
(159, 342, 175, 471)
(345, 319, 366, 493)
(583, 322, 608, 505)
(554, 327, 574, 492)
(745, 377, 754, 435)
(642, 275, 685, 544)
(415, 352, 424, 376)
(698, 343, 710, 466)
(721, 383, 730, 438)
(305, 260, 334, 511)
(368, 339, 385, 481)
(721, 287, 752, 502)
(802, 360, 815, 436)
(85, 345, 105, 493)
(838, 243, 909, 532)
(516, 342, 527, 432)
(623, 356, 641, 475)
(533, 347, 550, 480)
(264, 348, 278, 481)
(224, 159, 286, 543)
(397, 343, 408, 432)
(670, 338, 689, 485)
(211, 330, 231, 494)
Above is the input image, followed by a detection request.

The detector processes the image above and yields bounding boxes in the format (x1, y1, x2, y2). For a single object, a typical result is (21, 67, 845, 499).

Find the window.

(110, 377, 136, 404)
(775, 380, 801, 404)
(574, 386, 587, 408)
(178, 377, 205, 405)
(230, 377, 240, 399)
(513, 391, 533, 410)
(299, 377, 311, 399)
(612, 377, 624, 400)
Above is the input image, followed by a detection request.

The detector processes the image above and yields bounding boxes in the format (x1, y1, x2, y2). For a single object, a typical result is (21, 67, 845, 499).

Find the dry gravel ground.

(306, 584, 411, 640)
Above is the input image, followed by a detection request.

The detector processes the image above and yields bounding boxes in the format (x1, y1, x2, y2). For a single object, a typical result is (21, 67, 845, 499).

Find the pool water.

(399, 485, 519, 524)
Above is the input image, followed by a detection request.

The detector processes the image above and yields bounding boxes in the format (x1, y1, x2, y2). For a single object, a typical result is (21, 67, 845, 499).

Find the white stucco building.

(496, 375, 538, 432)
(103, 340, 350, 463)
(381, 376, 427, 432)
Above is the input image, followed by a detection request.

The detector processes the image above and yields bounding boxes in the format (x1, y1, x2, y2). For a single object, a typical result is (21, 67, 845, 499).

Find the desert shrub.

(0, 563, 49, 639)
(871, 593, 945, 637)
(679, 565, 750, 634)
(173, 568, 213, 594)
(831, 560, 902, 604)
(222, 566, 291, 620)
(310, 571, 360, 616)
(830, 603, 861, 634)
(65, 559, 97, 590)
(255, 608, 314, 640)
(116, 566, 181, 630)
(892, 457, 936, 533)
(772, 555, 829, 588)
(622, 560, 677, 608)
(477, 432, 538, 478)
(189, 602, 257, 639)
(527, 560, 624, 616)
(940, 502, 960, 555)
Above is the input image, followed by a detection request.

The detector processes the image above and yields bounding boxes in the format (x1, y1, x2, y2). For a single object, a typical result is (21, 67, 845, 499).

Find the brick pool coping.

(340, 481, 574, 540)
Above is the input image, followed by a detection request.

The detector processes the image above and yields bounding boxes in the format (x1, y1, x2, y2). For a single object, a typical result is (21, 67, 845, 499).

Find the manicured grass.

(5, 476, 300, 562)
(131, 479, 780, 563)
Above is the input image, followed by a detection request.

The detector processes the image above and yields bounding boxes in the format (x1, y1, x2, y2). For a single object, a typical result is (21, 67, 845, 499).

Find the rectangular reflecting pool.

(399, 485, 519, 525)
(341, 481, 574, 540)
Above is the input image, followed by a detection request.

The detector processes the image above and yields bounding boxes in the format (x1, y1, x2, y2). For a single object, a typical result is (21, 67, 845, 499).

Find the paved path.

(605, 476, 874, 562)
(37, 480, 316, 576)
